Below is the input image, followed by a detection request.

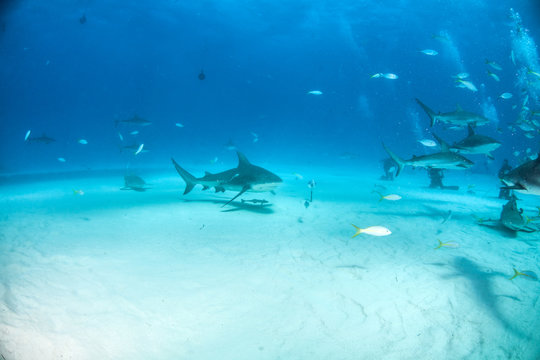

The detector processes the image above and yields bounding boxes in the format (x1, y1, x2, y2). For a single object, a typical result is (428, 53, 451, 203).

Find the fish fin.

(467, 124, 475, 136)
(509, 268, 522, 280)
(222, 185, 250, 207)
(434, 239, 443, 249)
(351, 224, 363, 238)
(236, 151, 251, 168)
(415, 98, 436, 127)
(171, 158, 198, 195)
(382, 143, 405, 177)
(487, 153, 494, 160)
(373, 191, 384, 202)
(431, 133, 450, 152)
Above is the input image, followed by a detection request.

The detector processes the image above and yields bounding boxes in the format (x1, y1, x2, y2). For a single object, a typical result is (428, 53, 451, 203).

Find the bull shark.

(382, 142, 474, 176)
(171, 151, 282, 207)
(416, 98, 490, 127)
(450, 125, 501, 159)
(115, 115, 152, 127)
(502, 156, 540, 196)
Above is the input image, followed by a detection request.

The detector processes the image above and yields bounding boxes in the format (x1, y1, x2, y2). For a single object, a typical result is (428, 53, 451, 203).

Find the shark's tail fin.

(382, 143, 405, 177)
(415, 98, 437, 127)
(171, 158, 197, 195)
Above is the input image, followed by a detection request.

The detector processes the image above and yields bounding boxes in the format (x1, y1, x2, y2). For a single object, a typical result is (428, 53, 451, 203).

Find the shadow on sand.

(181, 199, 275, 214)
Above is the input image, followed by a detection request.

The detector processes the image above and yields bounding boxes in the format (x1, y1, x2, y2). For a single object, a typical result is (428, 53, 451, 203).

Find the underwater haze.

(1, 0, 540, 359)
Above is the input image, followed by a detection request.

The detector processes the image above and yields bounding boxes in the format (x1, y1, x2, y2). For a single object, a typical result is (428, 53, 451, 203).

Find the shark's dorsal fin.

(236, 151, 251, 167)
(432, 132, 450, 152)
(204, 171, 213, 176)
(467, 124, 475, 137)
(456, 104, 463, 112)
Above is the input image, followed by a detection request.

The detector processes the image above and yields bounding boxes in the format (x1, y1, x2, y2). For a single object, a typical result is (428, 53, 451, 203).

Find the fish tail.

(509, 268, 522, 280)
(434, 239, 443, 249)
(351, 224, 363, 238)
(373, 191, 384, 202)
(382, 143, 405, 177)
(72, 189, 78, 195)
(171, 158, 198, 195)
(415, 98, 437, 127)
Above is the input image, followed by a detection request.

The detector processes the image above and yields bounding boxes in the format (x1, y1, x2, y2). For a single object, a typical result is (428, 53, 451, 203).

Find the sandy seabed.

(0, 169, 539, 360)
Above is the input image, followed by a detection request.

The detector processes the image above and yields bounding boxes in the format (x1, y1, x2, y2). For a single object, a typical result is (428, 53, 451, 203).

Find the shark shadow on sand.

(180, 198, 274, 214)
(439, 257, 529, 340)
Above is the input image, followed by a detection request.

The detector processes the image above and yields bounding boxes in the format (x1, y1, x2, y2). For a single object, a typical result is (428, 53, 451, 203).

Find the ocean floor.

(0, 168, 539, 359)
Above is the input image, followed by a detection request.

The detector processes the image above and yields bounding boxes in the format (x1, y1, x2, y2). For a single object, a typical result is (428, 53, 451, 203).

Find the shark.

(121, 175, 150, 192)
(27, 133, 56, 144)
(115, 115, 152, 127)
(382, 142, 474, 177)
(501, 156, 540, 196)
(171, 151, 282, 207)
(416, 98, 490, 127)
(476, 197, 538, 233)
(449, 125, 501, 159)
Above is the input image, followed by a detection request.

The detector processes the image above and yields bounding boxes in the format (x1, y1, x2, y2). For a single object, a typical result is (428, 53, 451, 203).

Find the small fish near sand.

(307, 90, 323, 95)
(509, 268, 538, 281)
(241, 199, 269, 206)
(351, 224, 392, 237)
(434, 239, 459, 249)
(372, 191, 401, 202)
(419, 49, 438, 56)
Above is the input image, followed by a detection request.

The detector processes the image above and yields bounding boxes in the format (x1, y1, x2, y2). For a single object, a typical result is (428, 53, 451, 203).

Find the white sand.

(0, 170, 539, 359)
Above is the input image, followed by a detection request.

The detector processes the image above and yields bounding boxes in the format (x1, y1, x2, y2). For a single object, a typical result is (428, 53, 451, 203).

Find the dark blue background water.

(1, 0, 539, 175)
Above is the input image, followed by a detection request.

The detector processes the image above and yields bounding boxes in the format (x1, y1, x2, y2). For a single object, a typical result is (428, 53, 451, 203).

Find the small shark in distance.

(502, 156, 540, 196)
(416, 98, 490, 127)
(115, 115, 152, 127)
(382, 141, 474, 177)
(449, 125, 501, 160)
(171, 151, 282, 207)
(26, 133, 56, 144)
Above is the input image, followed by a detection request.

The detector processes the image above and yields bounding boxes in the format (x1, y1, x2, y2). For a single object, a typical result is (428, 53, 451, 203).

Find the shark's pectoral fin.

(487, 153, 494, 160)
(222, 185, 250, 207)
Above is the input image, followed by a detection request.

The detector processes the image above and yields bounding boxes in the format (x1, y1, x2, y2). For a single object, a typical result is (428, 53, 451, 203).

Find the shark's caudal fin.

(415, 98, 437, 127)
(171, 158, 198, 195)
(382, 143, 405, 177)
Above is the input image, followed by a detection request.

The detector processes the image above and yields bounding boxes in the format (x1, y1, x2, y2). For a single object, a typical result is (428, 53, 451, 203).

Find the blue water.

(1, 1, 540, 359)
(1, 1, 539, 175)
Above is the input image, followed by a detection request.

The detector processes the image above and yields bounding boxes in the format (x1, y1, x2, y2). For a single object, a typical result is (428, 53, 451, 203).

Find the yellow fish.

(72, 189, 84, 196)
(509, 268, 538, 281)
(351, 224, 391, 237)
(434, 239, 458, 249)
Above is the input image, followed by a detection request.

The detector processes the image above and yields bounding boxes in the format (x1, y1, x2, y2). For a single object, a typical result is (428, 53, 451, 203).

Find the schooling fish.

(485, 59, 502, 71)
(456, 79, 478, 92)
(373, 191, 401, 202)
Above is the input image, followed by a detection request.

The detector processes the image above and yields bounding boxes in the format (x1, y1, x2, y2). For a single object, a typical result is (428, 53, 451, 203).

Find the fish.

(251, 132, 259, 143)
(224, 139, 237, 151)
(419, 49, 438, 56)
(171, 151, 282, 207)
(78, 139, 88, 145)
(72, 189, 84, 195)
(513, 151, 520, 157)
(293, 173, 303, 180)
(382, 142, 474, 177)
(373, 191, 401, 201)
(351, 224, 391, 237)
(500, 197, 538, 232)
(241, 199, 269, 205)
(115, 115, 152, 127)
(416, 98, 490, 127)
(509, 268, 538, 281)
(434, 239, 459, 249)
(453, 72, 470, 79)
(307, 90, 323, 95)
(175, 123, 184, 128)
(370, 73, 383, 78)
(134, 143, 144, 155)
(487, 70, 500, 82)
(383, 73, 398, 79)
(27, 133, 56, 144)
(418, 139, 437, 147)
(501, 156, 540, 196)
(499, 92, 513, 99)
(118, 132, 124, 142)
(527, 69, 540, 79)
(485, 59, 502, 71)
(447, 125, 501, 160)
(456, 79, 478, 92)
(122, 144, 149, 153)
(511, 50, 516, 65)
(57, 157, 66, 162)
(24, 130, 31, 141)
(210, 157, 218, 164)
(130, 130, 139, 135)
(120, 175, 150, 192)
